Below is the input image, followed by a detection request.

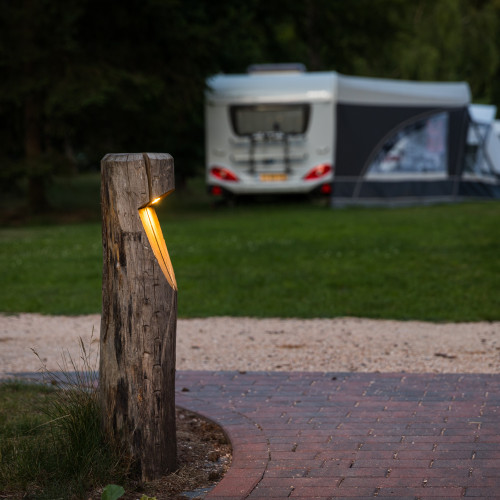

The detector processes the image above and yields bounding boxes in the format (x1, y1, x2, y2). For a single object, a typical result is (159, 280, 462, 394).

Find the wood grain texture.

(100, 153, 177, 480)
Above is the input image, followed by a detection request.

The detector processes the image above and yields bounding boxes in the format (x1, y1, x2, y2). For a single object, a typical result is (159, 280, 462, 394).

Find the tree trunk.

(25, 93, 49, 212)
(100, 152, 177, 481)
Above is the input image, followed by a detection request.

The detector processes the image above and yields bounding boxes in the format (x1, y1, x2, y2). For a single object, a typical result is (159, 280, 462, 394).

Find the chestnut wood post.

(100, 152, 177, 480)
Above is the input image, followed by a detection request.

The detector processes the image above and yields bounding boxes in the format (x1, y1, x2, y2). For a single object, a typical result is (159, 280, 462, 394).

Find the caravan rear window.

(230, 104, 310, 136)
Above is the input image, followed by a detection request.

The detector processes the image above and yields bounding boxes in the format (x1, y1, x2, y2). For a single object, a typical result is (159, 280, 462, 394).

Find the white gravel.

(1, 313, 499, 377)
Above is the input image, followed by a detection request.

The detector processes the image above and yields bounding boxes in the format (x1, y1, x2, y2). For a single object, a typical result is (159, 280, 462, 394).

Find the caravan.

(205, 65, 500, 204)
(205, 64, 336, 198)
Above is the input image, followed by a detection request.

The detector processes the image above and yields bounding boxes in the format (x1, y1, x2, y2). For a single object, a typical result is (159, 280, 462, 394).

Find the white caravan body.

(205, 70, 337, 196)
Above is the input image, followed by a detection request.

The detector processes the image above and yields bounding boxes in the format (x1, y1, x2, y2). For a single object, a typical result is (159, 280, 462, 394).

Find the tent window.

(368, 112, 448, 175)
(230, 104, 310, 136)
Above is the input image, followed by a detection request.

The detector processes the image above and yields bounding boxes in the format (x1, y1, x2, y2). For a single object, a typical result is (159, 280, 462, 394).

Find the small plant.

(101, 484, 125, 500)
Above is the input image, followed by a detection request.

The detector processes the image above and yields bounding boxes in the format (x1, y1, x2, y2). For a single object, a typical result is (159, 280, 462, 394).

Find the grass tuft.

(0, 334, 130, 499)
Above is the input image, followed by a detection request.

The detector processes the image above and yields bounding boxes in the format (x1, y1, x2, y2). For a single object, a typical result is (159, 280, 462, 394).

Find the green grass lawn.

(1, 174, 499, 321)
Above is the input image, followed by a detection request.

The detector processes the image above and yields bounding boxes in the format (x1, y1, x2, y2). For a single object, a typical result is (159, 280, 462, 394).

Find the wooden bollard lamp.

(100, 152, 177, 480)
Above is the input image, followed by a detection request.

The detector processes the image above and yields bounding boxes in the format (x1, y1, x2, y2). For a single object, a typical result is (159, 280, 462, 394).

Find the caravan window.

(230, 104, 310, 136)
(368, 112, 449, 175)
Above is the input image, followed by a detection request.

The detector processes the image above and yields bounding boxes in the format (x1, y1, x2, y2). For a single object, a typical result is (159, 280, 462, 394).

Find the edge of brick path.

(176, 387, 270, 498)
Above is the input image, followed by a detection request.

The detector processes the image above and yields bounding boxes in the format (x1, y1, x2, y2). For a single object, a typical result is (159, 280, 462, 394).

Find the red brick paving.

(176, 371, 500, 499)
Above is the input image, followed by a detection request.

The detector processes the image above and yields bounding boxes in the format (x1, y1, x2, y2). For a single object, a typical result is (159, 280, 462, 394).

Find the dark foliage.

(0, 0, 499, 210)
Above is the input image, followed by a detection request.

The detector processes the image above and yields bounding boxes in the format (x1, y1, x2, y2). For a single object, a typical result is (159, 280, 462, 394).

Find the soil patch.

(119, 407, 231, 500)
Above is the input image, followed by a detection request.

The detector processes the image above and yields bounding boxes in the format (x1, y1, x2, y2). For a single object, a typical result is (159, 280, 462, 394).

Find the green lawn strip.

(0, 224, 102, 315)
(1, 194, 499, 321)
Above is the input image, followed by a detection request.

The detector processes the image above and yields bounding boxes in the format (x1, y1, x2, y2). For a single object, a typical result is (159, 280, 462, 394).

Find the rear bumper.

(207, 177, 333, 196)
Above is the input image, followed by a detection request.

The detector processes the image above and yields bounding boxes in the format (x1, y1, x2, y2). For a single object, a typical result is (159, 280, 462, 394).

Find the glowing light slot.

(139, 206, 177, 290)
(151, 197, 162, 205)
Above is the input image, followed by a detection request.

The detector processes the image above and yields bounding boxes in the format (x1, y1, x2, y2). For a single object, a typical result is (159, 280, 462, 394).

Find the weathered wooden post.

(100, 152, 177, 480)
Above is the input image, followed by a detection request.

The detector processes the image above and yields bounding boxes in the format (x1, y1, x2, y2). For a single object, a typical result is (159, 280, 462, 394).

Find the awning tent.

(332, 74, 500, 205)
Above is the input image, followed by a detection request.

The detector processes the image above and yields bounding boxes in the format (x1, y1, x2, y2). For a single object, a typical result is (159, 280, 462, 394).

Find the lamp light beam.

(138, 205, 177, 290)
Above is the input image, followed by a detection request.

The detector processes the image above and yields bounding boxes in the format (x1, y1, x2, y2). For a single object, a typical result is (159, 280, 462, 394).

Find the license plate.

(260, 173, 287, 182)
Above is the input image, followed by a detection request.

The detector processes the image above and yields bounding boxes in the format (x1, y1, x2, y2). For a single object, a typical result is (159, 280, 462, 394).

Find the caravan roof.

(207, 71, 470, 108)
(206, 72, 337, 104)
(337, 74, 471, 107)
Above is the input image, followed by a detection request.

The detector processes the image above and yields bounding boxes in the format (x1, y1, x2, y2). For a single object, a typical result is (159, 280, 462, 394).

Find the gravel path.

(1, 313, 499, 377)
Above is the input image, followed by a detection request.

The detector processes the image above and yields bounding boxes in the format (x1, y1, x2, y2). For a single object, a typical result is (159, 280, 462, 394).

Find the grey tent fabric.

(331, 75, 500, 205)
(333, 105, 469, 203)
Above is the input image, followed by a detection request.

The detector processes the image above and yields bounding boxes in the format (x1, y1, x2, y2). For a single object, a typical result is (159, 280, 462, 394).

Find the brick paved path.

(176, 371, 500, 499)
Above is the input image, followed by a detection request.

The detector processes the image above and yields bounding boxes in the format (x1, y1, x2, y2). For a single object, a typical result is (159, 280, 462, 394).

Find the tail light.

(211, 186, 223, 196)
(320, 183, 332, 195)
(210, 166, 239, 182)
(303, 163, 332, 180)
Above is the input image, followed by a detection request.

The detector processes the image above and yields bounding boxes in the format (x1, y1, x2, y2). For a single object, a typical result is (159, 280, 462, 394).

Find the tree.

(0, 0, 86, 210)
(391, 0, 499, 102)
(0, 1, 260, 209)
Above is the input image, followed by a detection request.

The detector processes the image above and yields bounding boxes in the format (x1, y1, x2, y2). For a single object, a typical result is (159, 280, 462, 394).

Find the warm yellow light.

(138, 206, 177, 290)
(151, 197, 162, 205)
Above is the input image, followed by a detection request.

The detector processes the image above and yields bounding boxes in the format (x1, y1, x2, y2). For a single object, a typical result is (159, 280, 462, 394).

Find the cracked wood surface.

(100, 153, 177, 480)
